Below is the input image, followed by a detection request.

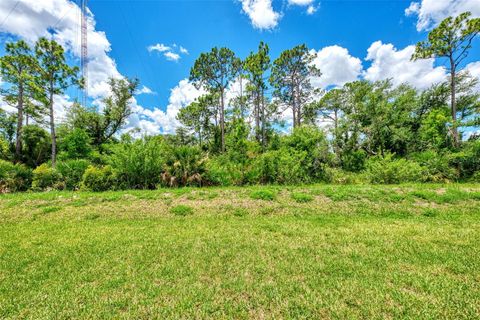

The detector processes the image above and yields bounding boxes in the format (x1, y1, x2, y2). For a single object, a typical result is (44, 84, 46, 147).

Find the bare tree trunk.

(49, 87, 56, 166)
(220, 89, 225, 152)
(15, 83, 24, 162)
(261, 88, 266, 150)
(450, 57, 459, 147)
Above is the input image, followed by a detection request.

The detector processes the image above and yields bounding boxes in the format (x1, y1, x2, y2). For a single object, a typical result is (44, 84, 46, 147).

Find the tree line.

(0, 12, 479, 192)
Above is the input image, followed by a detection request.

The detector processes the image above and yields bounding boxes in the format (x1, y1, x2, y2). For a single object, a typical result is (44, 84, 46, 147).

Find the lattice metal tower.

(81, 0, 88, 107)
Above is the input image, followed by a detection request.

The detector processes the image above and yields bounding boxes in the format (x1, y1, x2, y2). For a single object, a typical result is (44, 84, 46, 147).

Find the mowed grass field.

(1, 184, 480, 319)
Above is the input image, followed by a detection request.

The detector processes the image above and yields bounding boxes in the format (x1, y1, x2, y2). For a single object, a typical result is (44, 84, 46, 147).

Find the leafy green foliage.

(56, 159, 90, 190)
(366, 154, 424, 184)
(0, 159, 32, 192)
(58, 128, 92, 160)
(107, 136, 166, 189)
(32, 163, 63, 191)
(81, 165, 115, 192)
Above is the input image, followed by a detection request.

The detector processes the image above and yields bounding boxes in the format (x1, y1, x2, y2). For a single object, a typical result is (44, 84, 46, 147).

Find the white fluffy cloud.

(147, 43, 171, 52)
(465, 61, 480, 92)
(239, 0, 319, 29)
(136, 85, 155, 95)
(0, 0, 121, 100)
(364, 41, 447, 89)
(147, 42, 188, 62)
(405, 0, 480, 31)
(126, 79, 205, 135)
(310, 45, 363, 89)
(239, 0, 281, 30)
(164, 51, 180, 62)
(0, 0, 193, 136)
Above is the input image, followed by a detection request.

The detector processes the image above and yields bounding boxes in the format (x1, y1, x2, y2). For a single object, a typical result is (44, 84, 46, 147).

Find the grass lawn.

(1, 184, 480, 319)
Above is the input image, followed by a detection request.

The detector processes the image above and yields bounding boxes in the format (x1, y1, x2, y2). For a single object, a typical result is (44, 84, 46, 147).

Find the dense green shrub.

(0, 137, 10, 160)
(249, 149, 311, 185)
(58, 128, 92, 160)
(205, 155, 245, 186)
(325, 167, 367, 184)
(472, 171, 480, 182)
(410, 151, 458, 182)
(108, 137, 166, 189)
(341, 150, 367, 172)
(366, 154, 424, 184)
(0, 160, 32, 192)
(449, 140, 480, 180)
(32, 164, 63, 191)
(81, 165, 115, 192)
(282, 126, 331, 181)
(56, 159, 90, 190)
(21, 125, 51, 167)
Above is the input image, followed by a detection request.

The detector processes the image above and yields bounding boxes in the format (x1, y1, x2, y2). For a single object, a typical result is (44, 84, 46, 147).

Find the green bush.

(291, 192, 313, 203)
(58, 128, 92, 160)
(410, 151, 458, 182)
(366, 154, 424, 184)
(32, 164, 63, 191)
(449, 140, 480, 180)
(324, 167, 368, 184)
(205, 156, 244, 186)
(56, 159, 90, 190)
(0, 160, 32, 192)
(81, 165, 115, 192)
(471, 171, 480, 182)
(250, 189, 276, 201)
(108, 137, 166, 189)
(341, 150, 367, 172)
(170, 205, 193, 216)
(249, 149, 311, 185)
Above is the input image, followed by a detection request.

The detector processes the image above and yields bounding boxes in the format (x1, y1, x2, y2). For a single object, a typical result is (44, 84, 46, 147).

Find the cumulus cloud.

(147, 43, 171, 52)
(0, 0, 190, 137)
(126, 79, 205, 135)
(147, 42, 188, 62)
(164, 51, 180, 62)
(310, 45, 363, 89)
(136, 85, 156, 95)
(238, 0, 319, 29)
(405, 0, 480, 31)
(364, 41, 447, 89)
(239, 0, 281, 30)
(0, 0, 121, 101)
(465, 61, 480, 92)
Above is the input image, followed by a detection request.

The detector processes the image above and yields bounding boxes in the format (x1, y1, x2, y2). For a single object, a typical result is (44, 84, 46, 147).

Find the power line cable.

(0, 1, 20, 30)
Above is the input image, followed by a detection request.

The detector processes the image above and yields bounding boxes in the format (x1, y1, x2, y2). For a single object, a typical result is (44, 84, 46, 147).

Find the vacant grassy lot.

(1, 184, 479, 319)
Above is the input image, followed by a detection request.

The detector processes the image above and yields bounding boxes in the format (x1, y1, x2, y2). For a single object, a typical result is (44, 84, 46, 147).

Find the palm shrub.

(162, 145, 207, 187)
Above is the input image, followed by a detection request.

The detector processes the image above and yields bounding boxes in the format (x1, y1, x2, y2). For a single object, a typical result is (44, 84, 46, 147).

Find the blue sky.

(0, 0, 479, 134)
(87, 0, 479, 109)
(95, 0, 424, 107)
